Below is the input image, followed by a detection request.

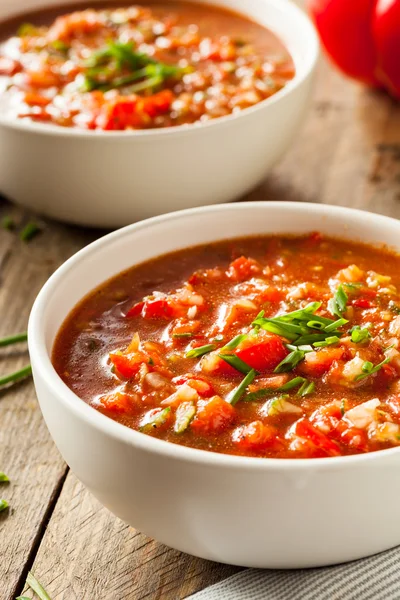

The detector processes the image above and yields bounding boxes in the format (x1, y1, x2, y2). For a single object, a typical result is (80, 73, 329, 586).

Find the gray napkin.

(187, 546, 400, 599)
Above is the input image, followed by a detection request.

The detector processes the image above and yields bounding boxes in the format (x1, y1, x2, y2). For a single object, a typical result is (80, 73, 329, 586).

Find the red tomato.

(298, 347, 344, 378)
(126, 301, 145, 318)
(172, 374, 214, 397)
(98, 392, 133, 414)
(226, 256, 261, 282)
(0, 57, 21, 75)
(142, 90, 174, 117)
(352, 297, 375, 309)
(308, 0, 379, 86)
(109, 351, 148, 379)
(142, 298, 175, 320)
(374, 0, 400, 98)
(334, 420, 368, 452)
(235, 333, 288, 373)
(233, 421, 280, 451)
(96, 96, 141, 131)
(294, 418, 342, 457)
(191, 396, 235, 434)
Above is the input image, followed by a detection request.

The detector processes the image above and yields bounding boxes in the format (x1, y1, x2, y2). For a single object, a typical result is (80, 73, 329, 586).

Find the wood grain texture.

(4, 24, 400, 600)
(0, 203, 96, 599)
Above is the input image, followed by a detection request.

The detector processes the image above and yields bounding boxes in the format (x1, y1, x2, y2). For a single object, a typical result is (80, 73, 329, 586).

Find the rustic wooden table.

(1, 27, 400, 600)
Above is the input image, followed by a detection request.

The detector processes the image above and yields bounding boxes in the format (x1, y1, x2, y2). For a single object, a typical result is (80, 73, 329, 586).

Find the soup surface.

(0, 2, 294, 130)
(53, 233, 400, 459)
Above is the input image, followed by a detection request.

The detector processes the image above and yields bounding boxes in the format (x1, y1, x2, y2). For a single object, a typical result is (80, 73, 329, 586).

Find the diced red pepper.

(142, 298, 175, 320)
(142, 89, 174, 117)
(126, 301, 145, 318)
(191, 396, 235, 434)
(24, 92, 52, 107)
(233, 421, 281, 451)
(333, 420, 368, 452)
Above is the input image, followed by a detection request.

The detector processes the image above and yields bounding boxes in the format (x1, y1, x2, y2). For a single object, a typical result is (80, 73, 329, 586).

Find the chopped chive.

(244, 376, 307, 402)
(0, 472, 9, 482)
(0, 499, 8, 512)
(24, 571, 52, 600)
(313, 336, 341, 348)
(306, 320, 325, 330)
(0, 365, 32, 387)
(355, 357, 390, 381)
(325, 318, 348, 332)
(226, 369, 256, 406)
(328, 285, 348, 318)
(0, 332, 28, 347)
(20, 221, 41, 242)
(186, 344, 215, 358)
(140, 407, 171, 432)
(223, 334, 248, 350)
(218, 354, 253, 374)
(174, 401, 196, 433)
(1, 215, 15, 230)
(274, 350, 305, 373)
(349, 326, 371, 344)
(292, 333, 330, 346)
(172, 333, 193, 339)
(297, 381, 315, 396)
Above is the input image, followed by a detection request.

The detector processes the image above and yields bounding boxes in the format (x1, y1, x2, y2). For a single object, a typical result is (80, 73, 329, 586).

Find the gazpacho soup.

(53, 233, 400, 459)
(0, 1, 295, 130)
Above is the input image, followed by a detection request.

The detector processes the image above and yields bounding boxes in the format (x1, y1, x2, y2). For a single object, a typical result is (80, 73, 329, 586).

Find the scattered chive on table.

(1, 14, 400, 600)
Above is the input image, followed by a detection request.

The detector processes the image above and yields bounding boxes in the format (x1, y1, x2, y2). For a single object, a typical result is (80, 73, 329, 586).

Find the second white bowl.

(0, 0, 318, 227)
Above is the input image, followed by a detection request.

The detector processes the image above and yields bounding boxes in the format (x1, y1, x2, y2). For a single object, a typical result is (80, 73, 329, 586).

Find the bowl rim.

(28, 201, 400, 471)
(0, 0, 319, 139)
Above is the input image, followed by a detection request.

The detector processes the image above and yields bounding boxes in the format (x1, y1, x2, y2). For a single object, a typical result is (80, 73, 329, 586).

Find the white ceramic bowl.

(29, 202, 400, 569)
(0, 0, 318, 228)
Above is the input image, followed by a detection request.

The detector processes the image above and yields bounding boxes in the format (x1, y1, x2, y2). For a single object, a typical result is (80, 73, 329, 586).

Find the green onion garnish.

(223, 334, 248, 350)
(140, 407, 171, 432)
(297, 381, 315, 396)
(20, 221, 41, 242)
(313, 336, 341, 348)
(172, 333, 194, 339)
(1, 215, 15, 230)
(328, 285, 348, 318)
(0, 472, 9, 482)
(325, 318, 348, 332)
(0, 499, 9, 512)
(218, 354, 253, 374)
(350, 326, 371, 344)
(355, 357, 390, 381)
(21, 572, 52, 600)
(0, 332, 27, 347)
(274, 350, 306, 373)
(186, 344, 215, 358)
(0, 365, 32, 387)
(226, 369, 256, 406)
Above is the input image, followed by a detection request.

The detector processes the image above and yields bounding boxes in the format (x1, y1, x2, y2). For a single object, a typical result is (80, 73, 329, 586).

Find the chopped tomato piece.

(352, 297, 375, 309)
(172, 374, 214, 397)
(142, 90, 174, 117)
(293, 418, 341, 457)
(235, 332, 288, 373)
(25, 69, 61, 88)
(233, 421, 281, 451)
(142, 298, 175, 320)
(24, 92, 51, 107)
(226, 256, 261, 282)
(98, 392, 133, 414)
(126, 301, 145, 318)
(191, 396, 235, 434)
(333, 420, 368, 452)
(298, 347, 344, 378)
(256, 287, 283, 303)
(109, 350, 149, 379)
(96, 96, 141, 131)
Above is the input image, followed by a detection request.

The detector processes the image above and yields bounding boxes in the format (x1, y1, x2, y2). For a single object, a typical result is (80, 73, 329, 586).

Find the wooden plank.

(18, 473, 241, 600)
(0, 199, 96, 600)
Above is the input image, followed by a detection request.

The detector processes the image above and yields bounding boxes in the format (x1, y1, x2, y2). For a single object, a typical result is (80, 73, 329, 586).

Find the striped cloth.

(187, 546, 400, 600)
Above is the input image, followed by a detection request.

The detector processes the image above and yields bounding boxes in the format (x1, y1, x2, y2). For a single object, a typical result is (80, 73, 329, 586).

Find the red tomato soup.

(52, 234, 400, 459)
(0, 2, 295, 130)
